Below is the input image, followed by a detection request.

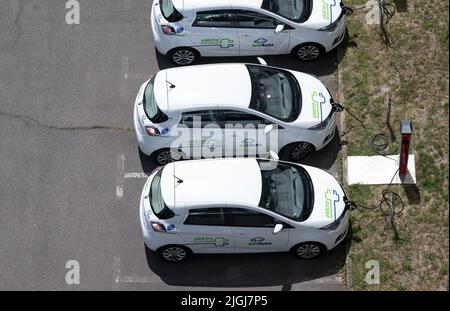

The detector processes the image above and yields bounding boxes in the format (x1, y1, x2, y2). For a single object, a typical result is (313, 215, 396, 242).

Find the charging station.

(347, 120, 416, 186)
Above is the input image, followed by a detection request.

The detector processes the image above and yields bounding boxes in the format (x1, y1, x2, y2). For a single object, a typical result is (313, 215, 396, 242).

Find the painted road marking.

(116, 154, 149, 199)
(113, 255, 160, 284)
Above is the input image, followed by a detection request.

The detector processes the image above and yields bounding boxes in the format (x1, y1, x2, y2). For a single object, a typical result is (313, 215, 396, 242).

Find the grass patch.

(341, 0, 449, 290)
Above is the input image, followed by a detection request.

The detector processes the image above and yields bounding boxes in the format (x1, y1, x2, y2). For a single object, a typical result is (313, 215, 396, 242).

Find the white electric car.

(133, 63, 338, 165)
(151, 0, 349, 65)
(139, 158, 350, 262)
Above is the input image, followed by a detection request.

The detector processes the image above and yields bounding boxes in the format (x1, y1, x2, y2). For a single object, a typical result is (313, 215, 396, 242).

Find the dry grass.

(340, 0, 449, 290)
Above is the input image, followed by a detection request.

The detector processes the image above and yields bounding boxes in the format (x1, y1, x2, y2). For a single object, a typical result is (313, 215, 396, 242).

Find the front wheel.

(169, 47, 199, 66)
(280, 142, 314, 162)
(293, 43, 324, 61)
(153, 149, 184, 166)
(293, 242, 325, 259)
(159, 245, 190, 262)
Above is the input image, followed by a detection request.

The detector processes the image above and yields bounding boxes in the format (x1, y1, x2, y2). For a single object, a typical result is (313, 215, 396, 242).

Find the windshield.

(258, 160, 314, 221)
(261, 0, 310, 23)
(247, 65, 301, 123)
(143, 77, 168, 123)
(159, 0, 183, 22)
(149, 170, 174, 219)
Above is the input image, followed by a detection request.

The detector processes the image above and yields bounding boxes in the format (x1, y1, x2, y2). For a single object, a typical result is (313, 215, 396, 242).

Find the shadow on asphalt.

(145, 237, 349, 288)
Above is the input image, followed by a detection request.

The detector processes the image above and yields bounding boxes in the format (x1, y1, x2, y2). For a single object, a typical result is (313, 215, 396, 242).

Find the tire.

(158, 245, 191, 262)
(292, 242, 326, 260)
(280, 142, 314, 162)
(293, 43, 324, 61)
(168, 47, 199, 66)
(152, 148, 184, 166)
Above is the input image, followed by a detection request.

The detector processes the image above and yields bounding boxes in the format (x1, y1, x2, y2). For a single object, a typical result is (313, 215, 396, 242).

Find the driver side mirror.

(273, 223, 284, 235)
(275, 24, 285, 34)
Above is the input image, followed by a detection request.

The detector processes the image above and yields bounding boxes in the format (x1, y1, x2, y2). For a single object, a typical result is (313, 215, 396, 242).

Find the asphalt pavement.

(0, 0, 346, 290)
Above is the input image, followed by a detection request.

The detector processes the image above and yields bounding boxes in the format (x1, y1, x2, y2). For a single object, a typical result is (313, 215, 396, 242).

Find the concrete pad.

(347, 155, 416, 185)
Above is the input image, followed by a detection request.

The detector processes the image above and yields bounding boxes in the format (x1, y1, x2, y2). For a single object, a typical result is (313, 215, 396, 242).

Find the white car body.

(151, 0, 347, 64)
(133, 63, 337, 164)
(139, 158, 349, 260)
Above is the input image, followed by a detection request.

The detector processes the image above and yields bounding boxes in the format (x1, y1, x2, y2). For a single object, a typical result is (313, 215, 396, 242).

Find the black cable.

(379, 0, 396, 46)
(332, 103, 396, 159)
(332, 103, 405, 233)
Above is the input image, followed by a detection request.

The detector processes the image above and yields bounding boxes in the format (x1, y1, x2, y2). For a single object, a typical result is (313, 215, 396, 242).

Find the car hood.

(302, 0, 343, 29)
(288, 71, 333, 127)
(301, 165, 346, 228)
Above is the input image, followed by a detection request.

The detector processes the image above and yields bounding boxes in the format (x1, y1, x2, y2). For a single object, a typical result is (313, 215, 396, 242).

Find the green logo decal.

(312, 91, 320, 119)
(193, 236, 229, 247)
(325, 188, 333, 219)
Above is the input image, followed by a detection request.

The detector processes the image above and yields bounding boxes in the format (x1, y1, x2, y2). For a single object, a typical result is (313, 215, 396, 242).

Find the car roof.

(183, 0, 263, 11)
(155, 64, 253, 112)
(160, 158, 262, 209)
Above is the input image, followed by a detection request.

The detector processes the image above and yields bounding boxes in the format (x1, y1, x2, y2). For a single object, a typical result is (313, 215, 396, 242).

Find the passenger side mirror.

(273, 223, 284, 235)
(264, 124, 274, 135)
(275, 24, 285, 34)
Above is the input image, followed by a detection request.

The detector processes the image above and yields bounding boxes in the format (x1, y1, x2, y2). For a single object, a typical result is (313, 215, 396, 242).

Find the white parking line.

(116, 154, 149, 199)
(116, 154, 125, 199)
(113, 254, 160, 284)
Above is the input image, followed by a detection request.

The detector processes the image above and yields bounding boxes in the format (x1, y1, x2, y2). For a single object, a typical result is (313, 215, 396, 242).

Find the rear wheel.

(169, 47, 199, 66)
(293, 43, 324, 61)
(159, 245, 190, 262)
(293, 242, 325, 259)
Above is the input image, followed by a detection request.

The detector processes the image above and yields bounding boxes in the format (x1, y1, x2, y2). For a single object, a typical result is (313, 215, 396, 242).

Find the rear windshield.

(261, 0, 312, 23)
(159, 0, 184, 22)
(143, 77, 168, 123)
(149, 169, 174, 219)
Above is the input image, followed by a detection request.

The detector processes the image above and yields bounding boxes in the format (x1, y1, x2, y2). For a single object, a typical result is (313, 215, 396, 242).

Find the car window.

(143, 77, 169, 124)
(159, 0, 184, 22)
(180, 110, 220, 128)
(261, 0, 311, 23)
(226, 208, 276, 227)
(193, 10, 234, 28)
(220, 110, 268, 127)
(149, 169, 175, 219)
(232, 10, 278, 29)
(257, 159, 314, 221)
(246, 65, 301, 122)
(184, 208, 226, 226)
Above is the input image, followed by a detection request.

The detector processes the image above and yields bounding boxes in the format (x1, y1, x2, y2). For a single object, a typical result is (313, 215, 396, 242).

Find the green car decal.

(192, 236, 230, 247)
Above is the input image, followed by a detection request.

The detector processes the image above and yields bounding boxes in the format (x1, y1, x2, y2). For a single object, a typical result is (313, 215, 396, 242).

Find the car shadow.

(155, 32, 351, 77)
(145, 236, 350, 288)
(297, 127, 342, 171)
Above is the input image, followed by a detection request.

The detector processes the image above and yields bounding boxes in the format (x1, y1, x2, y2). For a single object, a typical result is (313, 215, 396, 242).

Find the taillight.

(145, 126, 161, 136)
(151, 222, 166, 232)
(161, 25, 176, 35)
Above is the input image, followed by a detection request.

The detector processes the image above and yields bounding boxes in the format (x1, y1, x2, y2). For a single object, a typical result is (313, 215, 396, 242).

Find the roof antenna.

(174, 175, 183, 185)
(166, 80, 176, 89)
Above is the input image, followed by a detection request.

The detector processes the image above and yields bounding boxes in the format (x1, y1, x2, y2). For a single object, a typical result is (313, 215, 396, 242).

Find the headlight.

(308, 112, 334, 130)
(320, 211, 346, 230)
(319, 20, 339, 32)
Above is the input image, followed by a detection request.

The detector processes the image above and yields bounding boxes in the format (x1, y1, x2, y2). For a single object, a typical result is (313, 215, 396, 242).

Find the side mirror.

(264, 124, 274, 135)
(269, 151, 279, 160)
(257, 57, 267, 66)
(275, 24, 285, 34)
(273, 223, 284, 235)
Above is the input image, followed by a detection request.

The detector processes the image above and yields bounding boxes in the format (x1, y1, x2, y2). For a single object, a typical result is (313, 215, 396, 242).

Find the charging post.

(399, 120, 412, 176)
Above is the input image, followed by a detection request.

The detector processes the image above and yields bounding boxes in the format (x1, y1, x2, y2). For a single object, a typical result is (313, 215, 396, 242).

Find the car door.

(188, 9, 240, 57)
(178, 208, 235, 254)
(231, 9, 290, 56)
(227, 208, 290, 253)
(174, 109, 224, 159)
(219, 109, 270, 157)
